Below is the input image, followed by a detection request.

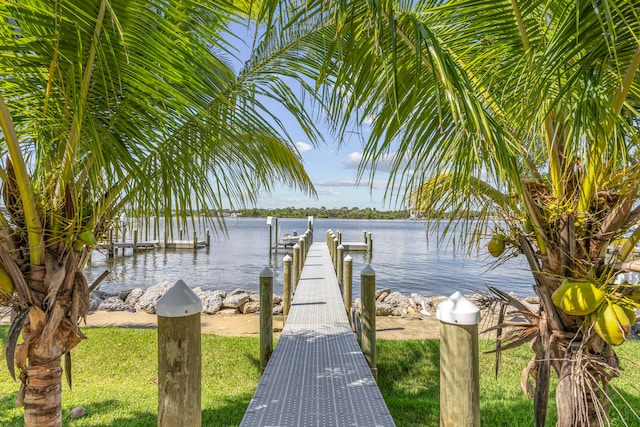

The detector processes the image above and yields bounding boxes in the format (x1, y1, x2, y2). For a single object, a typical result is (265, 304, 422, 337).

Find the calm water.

(83, 217, 536, 298)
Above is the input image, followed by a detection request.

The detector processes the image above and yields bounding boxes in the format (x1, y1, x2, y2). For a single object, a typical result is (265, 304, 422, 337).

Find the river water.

(83, 217, 536, 298)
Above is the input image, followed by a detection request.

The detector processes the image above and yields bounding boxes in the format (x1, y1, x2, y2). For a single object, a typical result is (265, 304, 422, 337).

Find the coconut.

(593, 302, 631, 346)
(552, 278, 605, 316)
(487, 234, 505, 257)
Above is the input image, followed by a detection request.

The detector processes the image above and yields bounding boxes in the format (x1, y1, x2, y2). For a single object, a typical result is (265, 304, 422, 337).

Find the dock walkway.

(240, 242, 395, 427)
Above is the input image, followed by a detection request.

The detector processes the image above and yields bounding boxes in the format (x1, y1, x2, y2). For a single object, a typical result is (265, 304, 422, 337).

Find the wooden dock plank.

(240, 242, 395, 427)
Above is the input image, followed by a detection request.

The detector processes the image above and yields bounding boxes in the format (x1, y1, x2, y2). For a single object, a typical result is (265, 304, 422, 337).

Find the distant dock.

(102, 228, 210, 257)
(267, 216, 372, 253)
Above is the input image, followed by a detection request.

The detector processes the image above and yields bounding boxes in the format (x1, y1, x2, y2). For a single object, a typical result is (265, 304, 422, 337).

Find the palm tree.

(253, 0, 640, 425)
(0, 1, 317, 425)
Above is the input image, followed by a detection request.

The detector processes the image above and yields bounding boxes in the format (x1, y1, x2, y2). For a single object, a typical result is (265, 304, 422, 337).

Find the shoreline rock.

(88, 282, 538, 319)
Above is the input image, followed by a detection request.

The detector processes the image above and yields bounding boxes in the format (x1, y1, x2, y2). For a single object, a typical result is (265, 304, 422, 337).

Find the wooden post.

(157, 280, 202, 427)
(363, 230, 367, 243)
(367, 232, 373, 254)
(273, 217, 279, 250)
(121, 228, 127, 256)
(193, 231, 197, 250)
(337, 244, 344, 290)
(344, 255, 352, 313)
(179, 228, 183, 240)
(361, 265, 377, 380)
(206, 229, 211, 249)
(293, 243, 301, 291)
(436, 292, 481, 427)
(298, 237, 305, 264)
(108, 230, 114, 258)
(333, 237, 339, 272)
(331, 232, 336, 257)
(133, 229, 138, 253)
(260, 267, 273, 373)
(305, 230, 311, 256)
(283, 254, 292, 322)
(337, 230, 342, 245)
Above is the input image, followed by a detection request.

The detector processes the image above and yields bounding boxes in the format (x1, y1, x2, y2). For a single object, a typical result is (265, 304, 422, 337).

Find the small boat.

(280, 231, 301, 247)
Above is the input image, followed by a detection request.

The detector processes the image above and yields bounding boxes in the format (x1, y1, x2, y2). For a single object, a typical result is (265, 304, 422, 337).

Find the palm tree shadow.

(202, 392, 255, 427)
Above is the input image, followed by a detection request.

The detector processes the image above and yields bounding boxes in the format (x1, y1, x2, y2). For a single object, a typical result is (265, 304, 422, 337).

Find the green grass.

(1, 326, 639, 426)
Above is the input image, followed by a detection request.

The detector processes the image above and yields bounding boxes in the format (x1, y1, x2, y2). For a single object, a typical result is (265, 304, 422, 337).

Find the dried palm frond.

(475, 286, 542, 379)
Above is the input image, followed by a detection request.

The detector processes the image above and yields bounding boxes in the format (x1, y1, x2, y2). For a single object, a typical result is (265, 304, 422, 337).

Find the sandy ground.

(1, 310, 443, 340)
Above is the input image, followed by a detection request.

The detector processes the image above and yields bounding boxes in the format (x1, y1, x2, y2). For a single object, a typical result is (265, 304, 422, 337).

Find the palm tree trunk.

(556, 341, 605, 427)
(23, 360, 63, 427)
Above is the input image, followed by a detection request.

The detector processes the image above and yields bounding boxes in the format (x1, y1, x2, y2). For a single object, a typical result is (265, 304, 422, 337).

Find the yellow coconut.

(0, 263, 14, 298)
(551, 278, 605, 316)
(593, 302, 631, 346)
(487, 234, 505, 257)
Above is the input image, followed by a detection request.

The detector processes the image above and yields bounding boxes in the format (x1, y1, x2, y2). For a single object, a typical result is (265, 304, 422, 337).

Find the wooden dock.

(240, 242, 395, 426)
(341, 241, 369, 251)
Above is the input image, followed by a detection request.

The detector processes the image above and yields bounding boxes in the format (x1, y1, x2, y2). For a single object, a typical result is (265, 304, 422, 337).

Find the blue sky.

(229, 23, 401, 211)
(254, 131, 398, 210)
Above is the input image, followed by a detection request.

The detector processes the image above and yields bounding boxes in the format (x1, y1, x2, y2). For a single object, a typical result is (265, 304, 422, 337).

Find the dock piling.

(298, 237, 305, 264)
(293, 243, 301, 291)
(259, 267, 274, 373)
(436, 292, 481, 427)
(157, 280, 202, 427)
(361, 265, 377, 380)
(344, 255, 352, 314)
(283, 255, 292, 322)
(337, 244, 344, 289)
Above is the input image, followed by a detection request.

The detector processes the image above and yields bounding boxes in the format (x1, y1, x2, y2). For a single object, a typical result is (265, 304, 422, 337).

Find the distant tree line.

(231, 207, 411, 219)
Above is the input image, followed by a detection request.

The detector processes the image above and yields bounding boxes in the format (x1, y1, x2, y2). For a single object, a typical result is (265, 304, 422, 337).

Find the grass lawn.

(1, 326, 639, 426)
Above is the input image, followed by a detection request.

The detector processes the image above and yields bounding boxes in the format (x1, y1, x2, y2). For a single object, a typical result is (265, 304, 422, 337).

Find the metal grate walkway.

(240, 242, 395, 427)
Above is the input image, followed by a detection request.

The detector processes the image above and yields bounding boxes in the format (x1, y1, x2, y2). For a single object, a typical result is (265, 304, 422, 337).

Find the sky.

(248, 83, 397, 211)
(229, 23, 402, 211)
(253, 130, 399, 211)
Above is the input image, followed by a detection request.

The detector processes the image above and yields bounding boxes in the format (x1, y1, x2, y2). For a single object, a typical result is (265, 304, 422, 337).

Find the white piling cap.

(260, 266, 274, 278)
(156, 280, 202, 318)
(436, 291, 480, 325)
(361, 264, 376, 276)
(344, 255, 353, 261)
(283, 254, 292, 262)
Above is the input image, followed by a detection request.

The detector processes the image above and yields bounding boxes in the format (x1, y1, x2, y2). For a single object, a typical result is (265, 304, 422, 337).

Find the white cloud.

(363, 115, 376, 126)
(315, 179, 357, 187)
(295, 141, 313, 153)
(343, 150, 411, 173)
(314, 178, 390, 191)
(342, 152, 362, 169)
(317, 188, 341, 196)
